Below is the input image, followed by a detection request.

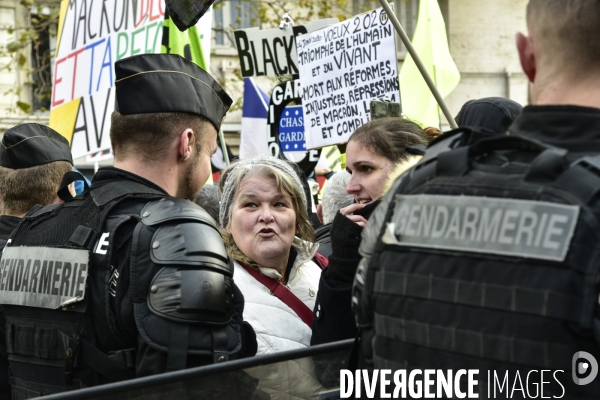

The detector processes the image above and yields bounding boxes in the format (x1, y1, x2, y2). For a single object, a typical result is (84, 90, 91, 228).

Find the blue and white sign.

(279, 105, 306, 159)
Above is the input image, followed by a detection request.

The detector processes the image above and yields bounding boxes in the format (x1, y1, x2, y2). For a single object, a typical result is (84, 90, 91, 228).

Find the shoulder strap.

(240, 262, 313, 327)
(550, 154, 600, 205)
(90, 180, 165, 207)
(407, 134, 568, 193)
(313, 252, 328, 270)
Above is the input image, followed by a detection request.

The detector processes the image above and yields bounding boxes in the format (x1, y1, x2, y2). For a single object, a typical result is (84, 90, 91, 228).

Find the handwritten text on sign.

(297, 8, 399, 149)
(51, 0, 166, 159)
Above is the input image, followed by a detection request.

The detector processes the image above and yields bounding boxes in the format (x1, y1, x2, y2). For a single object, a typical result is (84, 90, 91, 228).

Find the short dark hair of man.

(110, 111, 211, 163)
(0, 161, 72, 215)
(527, 0, 600, 74)
(194, 185, 221, 224)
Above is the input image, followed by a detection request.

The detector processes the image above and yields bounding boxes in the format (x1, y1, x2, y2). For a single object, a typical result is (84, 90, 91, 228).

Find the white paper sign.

(51, 0, 214, 160)
(297, 8, 400, 149)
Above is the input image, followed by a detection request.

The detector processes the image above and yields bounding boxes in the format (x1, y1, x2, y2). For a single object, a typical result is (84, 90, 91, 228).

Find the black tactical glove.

(325, 200, 381, 285)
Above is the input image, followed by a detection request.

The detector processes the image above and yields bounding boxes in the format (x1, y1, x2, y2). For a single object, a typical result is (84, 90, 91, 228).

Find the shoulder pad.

(151, 222, 231, 275)
(406, 128, 502, 192)
(141, 197, 216, 227)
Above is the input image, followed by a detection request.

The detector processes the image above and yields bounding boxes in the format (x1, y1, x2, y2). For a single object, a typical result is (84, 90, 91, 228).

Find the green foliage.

(16, 100, 31, 113)
(0, 1, 60, 114)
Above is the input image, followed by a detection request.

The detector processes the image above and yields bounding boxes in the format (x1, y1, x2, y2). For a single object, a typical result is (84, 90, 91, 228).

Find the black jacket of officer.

(0, 54, 256, 398)
(0, 123, 77, 399)
(352, 2, 600, 398)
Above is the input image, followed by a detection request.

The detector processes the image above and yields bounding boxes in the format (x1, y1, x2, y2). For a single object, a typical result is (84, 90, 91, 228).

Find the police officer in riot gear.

(354, 0, 600, 397)
(0, 124, 75, 398)
(0, 124, 76, 248)
(0, 54, 256, 397)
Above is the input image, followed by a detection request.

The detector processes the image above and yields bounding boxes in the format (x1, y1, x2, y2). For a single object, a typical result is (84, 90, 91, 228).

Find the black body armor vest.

(359, 134, 600, 398)
(0, 177, 236, 398)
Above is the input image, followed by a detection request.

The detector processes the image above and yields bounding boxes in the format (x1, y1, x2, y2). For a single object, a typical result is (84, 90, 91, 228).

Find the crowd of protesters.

(0, 0, 598, 398)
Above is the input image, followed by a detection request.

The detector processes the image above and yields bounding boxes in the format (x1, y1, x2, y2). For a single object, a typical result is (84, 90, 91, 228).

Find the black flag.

(165, 0, 216, 31)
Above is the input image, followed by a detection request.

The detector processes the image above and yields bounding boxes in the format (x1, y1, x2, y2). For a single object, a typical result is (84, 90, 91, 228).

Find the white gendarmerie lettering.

(382, 195, 580, 262)
(0, 246, 89, 309)
(95, 232, 110, 254)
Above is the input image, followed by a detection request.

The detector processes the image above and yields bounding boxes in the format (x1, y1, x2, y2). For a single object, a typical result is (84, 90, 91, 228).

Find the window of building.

(213, 0, 257, 47)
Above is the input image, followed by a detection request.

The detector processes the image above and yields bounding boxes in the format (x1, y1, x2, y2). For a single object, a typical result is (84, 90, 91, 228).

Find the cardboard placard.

(50, 0, 212, 160)
(297, 8, 400, 149)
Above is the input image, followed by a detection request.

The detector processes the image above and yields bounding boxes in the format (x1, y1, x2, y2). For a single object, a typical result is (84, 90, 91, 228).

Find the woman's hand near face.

(339, 203, 368, 228)
(345, 140, 394, 206)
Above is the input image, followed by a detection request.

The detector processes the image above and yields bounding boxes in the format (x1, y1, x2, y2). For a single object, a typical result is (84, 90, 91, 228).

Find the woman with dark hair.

(311, 117, 438, 345)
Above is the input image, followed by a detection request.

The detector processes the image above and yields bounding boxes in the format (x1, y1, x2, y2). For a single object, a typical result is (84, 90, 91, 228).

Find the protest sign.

(279, 105, 305, 154)
(233, 19, 337, 77)
(86, 147, 113, 163)
(266, 79, 320, 175)
(49, 0, 213, 160)
(49, 0, 165, 159)
(296, 7, 400, 149)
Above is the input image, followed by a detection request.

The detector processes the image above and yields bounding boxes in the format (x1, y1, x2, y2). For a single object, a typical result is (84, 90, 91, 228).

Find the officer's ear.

(516, 32, 536, 83)
(178, 128, 195, 162)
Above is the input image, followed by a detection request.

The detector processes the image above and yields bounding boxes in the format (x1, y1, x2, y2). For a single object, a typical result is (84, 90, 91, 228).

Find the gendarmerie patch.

(0, 246, 88, 309)
(382, 195, 579, 262)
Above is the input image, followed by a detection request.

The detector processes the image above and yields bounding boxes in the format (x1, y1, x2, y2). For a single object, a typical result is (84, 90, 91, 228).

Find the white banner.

(297, 8, 400, 149)
(51, 0, 165, 159)
(50, 0, 213, 160)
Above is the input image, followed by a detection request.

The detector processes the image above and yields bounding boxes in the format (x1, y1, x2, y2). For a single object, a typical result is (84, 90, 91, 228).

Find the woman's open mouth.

(258, 228, 275, 237)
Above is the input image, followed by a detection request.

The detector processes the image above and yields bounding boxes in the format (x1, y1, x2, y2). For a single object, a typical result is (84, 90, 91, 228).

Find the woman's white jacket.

(233, 237, 322, 355)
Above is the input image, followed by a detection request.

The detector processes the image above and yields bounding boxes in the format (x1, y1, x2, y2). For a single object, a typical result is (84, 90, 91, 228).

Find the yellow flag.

(399, 0, 460, 127)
